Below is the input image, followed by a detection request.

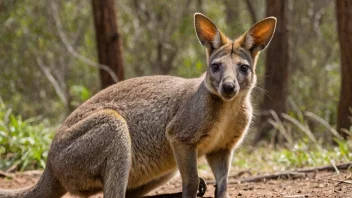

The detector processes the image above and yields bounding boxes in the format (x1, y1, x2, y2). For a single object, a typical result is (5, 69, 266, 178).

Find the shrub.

(0, 99, 55, 171)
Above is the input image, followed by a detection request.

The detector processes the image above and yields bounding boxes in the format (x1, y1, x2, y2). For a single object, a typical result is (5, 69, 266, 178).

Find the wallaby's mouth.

(219, 90, 239, 101)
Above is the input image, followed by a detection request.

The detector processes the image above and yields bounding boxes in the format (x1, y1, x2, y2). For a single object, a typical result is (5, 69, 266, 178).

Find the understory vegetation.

(0, 100, 55, 171)
(0, 98, 351, 172)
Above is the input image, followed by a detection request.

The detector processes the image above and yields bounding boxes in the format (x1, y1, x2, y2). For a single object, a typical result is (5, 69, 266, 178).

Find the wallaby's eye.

(239, 65, 250, 75)
(211, 63, 220, 73)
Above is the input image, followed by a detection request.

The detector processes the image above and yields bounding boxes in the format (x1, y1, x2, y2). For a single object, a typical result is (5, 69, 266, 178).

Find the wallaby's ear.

(241, 17, 277, 53)
(194, 13, 225, 49)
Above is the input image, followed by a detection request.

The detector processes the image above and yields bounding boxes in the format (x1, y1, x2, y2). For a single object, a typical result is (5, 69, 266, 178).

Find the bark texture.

(92, 0, 125, 89)
(255, 0, 289, 143)
(336, 0, 352, 138)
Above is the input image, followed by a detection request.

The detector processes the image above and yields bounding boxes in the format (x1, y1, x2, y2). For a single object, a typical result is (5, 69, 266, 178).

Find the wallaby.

(0, 13, 276, 198)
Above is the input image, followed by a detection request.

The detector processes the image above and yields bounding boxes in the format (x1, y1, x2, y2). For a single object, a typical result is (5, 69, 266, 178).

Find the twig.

(50, 1, 119, 83)
(228, 170, 252, 179)
(283, 195, 309, 198)
(294, 162, 352, 173)
(230, 172, 306, 183)
(268, 110, 293, 145)
(36, 57, 69, 107)
(330, 160, 340, 175)
(0, 170, 14, 178)
(281, 113, 319, 148)
(21, 170, 43, 176)
(304, 111, 344, 140)
(207, 171, 306, 185)
(328, 178, 352, 185)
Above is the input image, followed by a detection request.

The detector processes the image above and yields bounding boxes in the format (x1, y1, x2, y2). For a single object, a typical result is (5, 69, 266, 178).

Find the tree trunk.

(92, 0, 125, 89)
(254, 0, 289, 144)
(336, 0, 352, 138)
(245, 0, 258, 24)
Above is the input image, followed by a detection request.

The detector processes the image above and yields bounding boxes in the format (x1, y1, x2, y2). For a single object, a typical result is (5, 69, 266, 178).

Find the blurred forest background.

(0, 0, 351, 171)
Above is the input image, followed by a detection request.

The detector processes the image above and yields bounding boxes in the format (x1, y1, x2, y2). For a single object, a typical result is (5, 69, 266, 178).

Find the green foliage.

(233, 139, 352, 173)
(0, 0, 99, 123)
(69, 85, 93, 108)
(235, 104, 352, 172)
(0, 100, 55, 171)
(275, 140, 351, 168)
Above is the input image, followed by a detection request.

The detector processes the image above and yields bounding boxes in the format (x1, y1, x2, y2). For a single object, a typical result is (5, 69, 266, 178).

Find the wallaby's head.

(194, 13, 276, 101)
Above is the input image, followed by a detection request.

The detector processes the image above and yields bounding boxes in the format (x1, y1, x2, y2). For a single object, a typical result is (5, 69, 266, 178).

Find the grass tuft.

(0, 99, 55, 171)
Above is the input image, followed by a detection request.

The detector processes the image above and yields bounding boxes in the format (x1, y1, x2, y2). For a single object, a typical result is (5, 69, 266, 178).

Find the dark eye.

(211, 63, 220, 73)
(239, 65, 250, 75)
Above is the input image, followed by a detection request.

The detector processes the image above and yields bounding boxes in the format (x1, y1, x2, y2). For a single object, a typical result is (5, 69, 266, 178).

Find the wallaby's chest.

(197, 102, 252, 155)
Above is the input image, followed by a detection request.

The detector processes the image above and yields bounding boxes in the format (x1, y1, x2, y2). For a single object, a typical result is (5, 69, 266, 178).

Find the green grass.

(0, 99, 55, 171)
(231, 105, 352, 174)
(232, 139, 352, 174)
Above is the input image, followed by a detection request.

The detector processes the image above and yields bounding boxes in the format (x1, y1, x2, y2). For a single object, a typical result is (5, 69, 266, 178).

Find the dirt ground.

(0, 169, 351, 198)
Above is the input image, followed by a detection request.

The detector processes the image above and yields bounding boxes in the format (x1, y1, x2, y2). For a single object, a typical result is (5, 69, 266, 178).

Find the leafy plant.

(0, 99, 55, 171)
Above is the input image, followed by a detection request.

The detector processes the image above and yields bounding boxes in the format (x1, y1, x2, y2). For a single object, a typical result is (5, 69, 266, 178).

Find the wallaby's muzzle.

(219, 79, 239, 101)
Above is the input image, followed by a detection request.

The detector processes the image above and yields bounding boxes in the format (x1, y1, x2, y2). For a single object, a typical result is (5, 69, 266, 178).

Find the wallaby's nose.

(222, 82, 235, 94)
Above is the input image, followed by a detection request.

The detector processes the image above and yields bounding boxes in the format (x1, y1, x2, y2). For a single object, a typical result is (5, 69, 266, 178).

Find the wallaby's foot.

(213, 184, 229, 198)
(197, 177, 207, 197)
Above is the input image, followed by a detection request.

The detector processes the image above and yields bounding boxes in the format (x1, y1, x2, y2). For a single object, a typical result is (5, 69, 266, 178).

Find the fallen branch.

(229, 171, 306, 184)
(207, 162, 352, 184)
(294, 162, 352, 173)
(328, 178, 352, 185)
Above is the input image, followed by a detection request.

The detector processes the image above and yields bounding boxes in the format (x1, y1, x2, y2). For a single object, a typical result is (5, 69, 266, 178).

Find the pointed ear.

(194, 13, 226, 49)
(241, 17, 277, 53)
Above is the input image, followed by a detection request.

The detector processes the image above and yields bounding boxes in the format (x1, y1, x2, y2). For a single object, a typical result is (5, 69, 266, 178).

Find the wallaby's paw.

(197, 177, 207, 197)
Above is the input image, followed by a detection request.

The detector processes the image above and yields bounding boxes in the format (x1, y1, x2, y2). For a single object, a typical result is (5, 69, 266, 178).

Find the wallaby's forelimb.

(206, 149, 232, 198)
(170, 142, 199, 198)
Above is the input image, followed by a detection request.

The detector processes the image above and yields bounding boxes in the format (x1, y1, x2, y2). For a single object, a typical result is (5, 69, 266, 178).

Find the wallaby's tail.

(0, 167, 66, 198)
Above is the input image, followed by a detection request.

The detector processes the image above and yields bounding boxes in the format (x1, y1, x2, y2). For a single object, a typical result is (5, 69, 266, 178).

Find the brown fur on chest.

(197, 101, 252, 155)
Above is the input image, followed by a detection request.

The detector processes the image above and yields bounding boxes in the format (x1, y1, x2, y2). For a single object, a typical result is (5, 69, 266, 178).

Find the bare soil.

(0, 170, 351, 198)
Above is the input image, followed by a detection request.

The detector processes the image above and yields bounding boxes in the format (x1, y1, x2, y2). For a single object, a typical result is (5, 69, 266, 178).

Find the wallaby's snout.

(222, 81, 236, 94)
(221, 79, 238, 99)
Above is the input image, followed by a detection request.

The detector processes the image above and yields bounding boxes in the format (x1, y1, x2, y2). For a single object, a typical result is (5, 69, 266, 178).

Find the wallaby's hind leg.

(49, 109, 131, 198)
(126, 172, 176, 198)
(103, 133, 131, 198)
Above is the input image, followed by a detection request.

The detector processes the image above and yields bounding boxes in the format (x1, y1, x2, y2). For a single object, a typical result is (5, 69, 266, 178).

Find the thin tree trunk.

(336, 0, 352, 138)
(245, 0, 258, 24)
(254, 0, 289, 144)
(92, 0, 125, 89)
